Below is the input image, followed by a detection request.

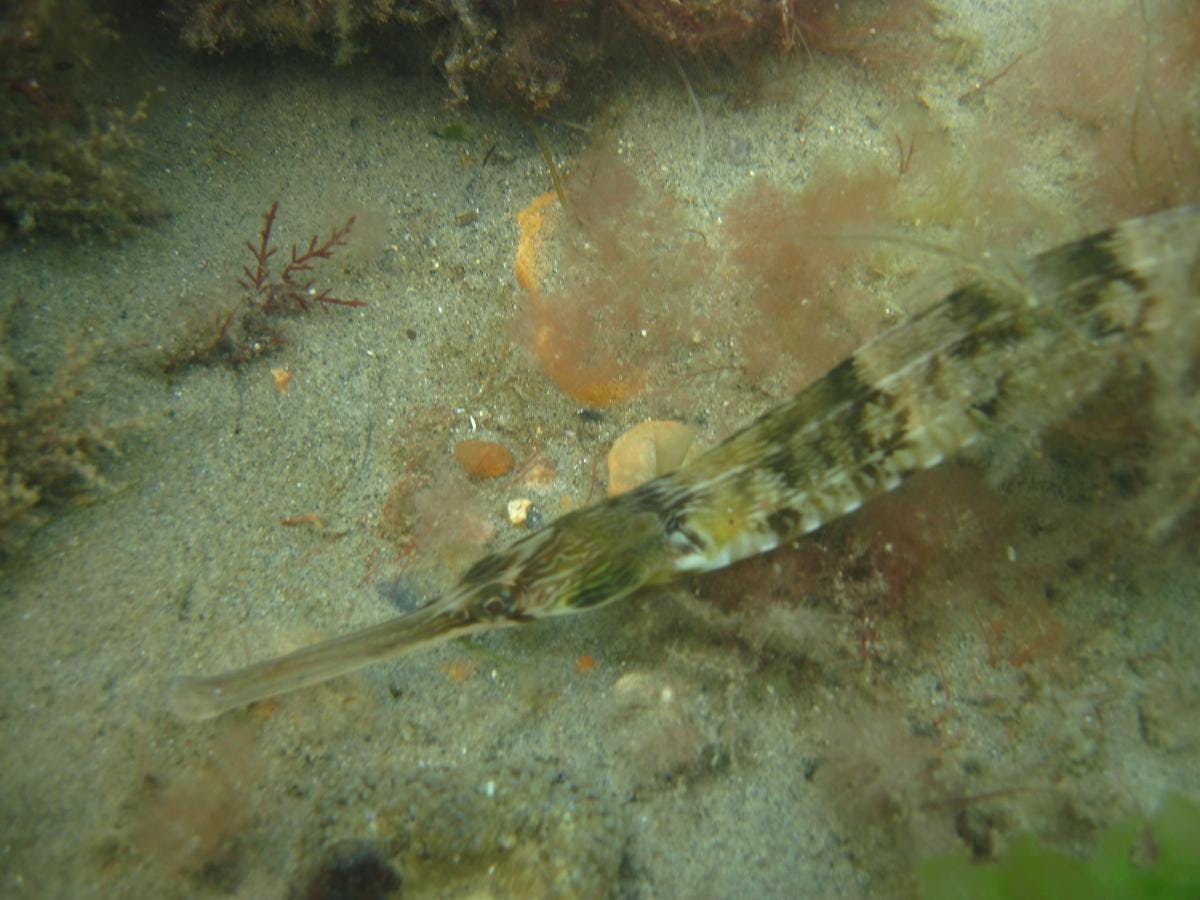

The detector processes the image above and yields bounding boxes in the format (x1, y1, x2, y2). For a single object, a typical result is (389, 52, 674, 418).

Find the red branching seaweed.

(239, 201, 364, 314)
(159, 201, 365, 372)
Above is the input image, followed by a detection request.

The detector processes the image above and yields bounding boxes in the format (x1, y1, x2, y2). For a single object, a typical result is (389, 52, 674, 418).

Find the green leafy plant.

(919, 793, 1200, 900)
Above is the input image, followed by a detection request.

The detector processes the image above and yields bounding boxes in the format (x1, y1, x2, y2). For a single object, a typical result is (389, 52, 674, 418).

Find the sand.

(1, 0, 1198, 897)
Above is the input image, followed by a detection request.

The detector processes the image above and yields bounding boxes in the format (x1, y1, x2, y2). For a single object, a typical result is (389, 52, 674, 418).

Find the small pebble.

(507, 498, 533, 527)
(454, 439, 515, 478)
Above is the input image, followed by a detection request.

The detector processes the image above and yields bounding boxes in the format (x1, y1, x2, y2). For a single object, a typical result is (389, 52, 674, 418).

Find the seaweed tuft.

(0, 0, 164, 241)
(156, 201, 365, 373)
(0, 297, 115, 559)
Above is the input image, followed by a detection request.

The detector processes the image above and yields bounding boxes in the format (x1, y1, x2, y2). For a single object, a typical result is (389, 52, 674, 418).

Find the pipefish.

(168, 205, 1200, 721)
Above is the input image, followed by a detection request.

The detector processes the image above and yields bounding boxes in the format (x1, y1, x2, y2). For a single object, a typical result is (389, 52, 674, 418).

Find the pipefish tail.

(168, 205, 1200, 721)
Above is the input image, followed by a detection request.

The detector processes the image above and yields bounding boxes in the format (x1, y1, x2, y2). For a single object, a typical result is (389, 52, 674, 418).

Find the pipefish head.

(452, 487, 679, 623)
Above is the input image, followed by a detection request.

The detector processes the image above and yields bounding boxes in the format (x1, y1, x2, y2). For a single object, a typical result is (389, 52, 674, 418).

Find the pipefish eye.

(481, 586, 516, 618)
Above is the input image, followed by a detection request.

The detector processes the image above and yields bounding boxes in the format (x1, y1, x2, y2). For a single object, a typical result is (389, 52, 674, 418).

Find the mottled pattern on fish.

(168, 205, 1200, 720)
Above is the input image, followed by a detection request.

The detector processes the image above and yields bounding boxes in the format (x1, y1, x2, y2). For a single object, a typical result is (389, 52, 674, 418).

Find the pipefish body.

(168, 206, 1200, 721)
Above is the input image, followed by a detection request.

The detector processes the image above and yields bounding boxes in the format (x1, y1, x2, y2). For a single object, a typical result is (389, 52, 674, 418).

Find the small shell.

(606, 420, 698, 496)
(521, 456, 557, 487)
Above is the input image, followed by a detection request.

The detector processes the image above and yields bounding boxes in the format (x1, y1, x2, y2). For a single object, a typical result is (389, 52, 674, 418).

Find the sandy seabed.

(2, 1, 1198, 897)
